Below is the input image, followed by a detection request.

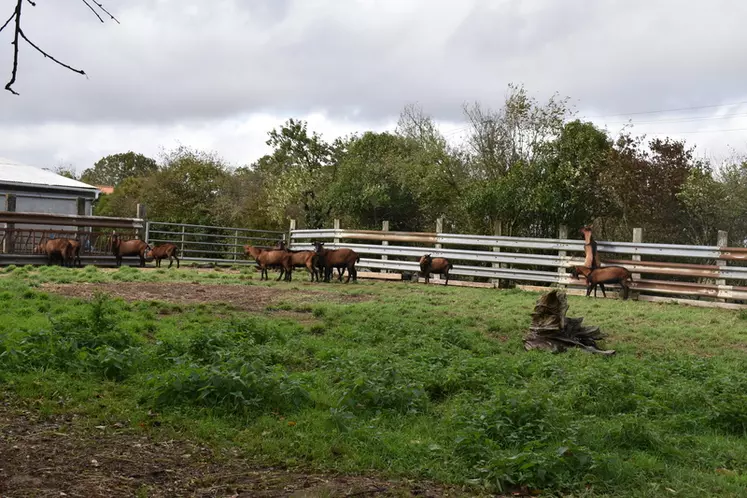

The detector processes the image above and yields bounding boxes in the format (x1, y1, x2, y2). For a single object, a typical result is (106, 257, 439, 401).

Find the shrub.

(148, 359, 310, 415)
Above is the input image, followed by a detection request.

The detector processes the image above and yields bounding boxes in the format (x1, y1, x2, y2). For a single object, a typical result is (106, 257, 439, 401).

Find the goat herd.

(30, 226, 634, 299)
(243, 240, 454, 285)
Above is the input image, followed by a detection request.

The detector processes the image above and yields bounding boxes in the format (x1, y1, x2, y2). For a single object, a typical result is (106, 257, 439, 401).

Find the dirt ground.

(0, 401, 478, 497)
(40, 282, 372, 320)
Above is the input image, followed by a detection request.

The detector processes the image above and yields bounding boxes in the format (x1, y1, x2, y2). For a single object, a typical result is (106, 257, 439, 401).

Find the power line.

(580, 100, 747, 119)
(602, 112, 747, 126)
(638, 127, 747, 135)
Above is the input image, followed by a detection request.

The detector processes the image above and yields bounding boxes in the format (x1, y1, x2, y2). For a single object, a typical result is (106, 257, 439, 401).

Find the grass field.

(2, 264, 747, 497)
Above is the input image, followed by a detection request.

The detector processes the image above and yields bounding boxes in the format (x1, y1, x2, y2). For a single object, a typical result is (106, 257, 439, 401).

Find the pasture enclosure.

(4, 209, 747, 308)
(289, 218, 747, 308)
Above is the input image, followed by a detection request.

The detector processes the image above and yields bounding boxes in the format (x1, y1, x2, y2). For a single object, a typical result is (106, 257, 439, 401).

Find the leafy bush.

(149, 359, 310, 415)
(334, 360, 428, 415)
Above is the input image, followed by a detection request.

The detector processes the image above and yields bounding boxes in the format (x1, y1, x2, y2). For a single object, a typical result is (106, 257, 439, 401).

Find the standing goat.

(580, 226, 601, 269)
(111, 232, 151, 267)
(571, 265, 632, 300)
(34, 238, 73, 267)
(419, 254, 453, 285)
(244, 245, 293, 281)
(146, 243, 180, 268)
(313, 241, 359, 283)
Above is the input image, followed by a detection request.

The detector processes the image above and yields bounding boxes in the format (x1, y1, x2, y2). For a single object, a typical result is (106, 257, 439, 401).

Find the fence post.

(632, 228, 643, 282)
(180, 224, 186, 261)
(381, 220, 389, 273)
(233, 230, 239, 261)
(3, 194, 16, 253)
(288, 219, 296, 249)
(332, 219, 341, 277)
(717, 230, 728, 302)
(433, 217, 444, 283)
(136, 203, 147, 240)
(435, 217, 443, 250)
(492, 219, 502, 288)
(557, 225, 568, 287)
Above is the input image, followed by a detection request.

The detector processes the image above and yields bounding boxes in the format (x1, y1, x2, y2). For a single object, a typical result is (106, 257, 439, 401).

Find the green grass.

(2, 266, 747, 496)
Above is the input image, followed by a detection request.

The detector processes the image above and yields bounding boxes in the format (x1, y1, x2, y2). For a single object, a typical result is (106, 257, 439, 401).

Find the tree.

(81, 152, 158, 187)
(458, 84, 574, 236)
(258, 119, 337, 228)
(1, 0, 118, 95)
(395, 103, 469, 227)
(327, 132, 424, 230)
(462, 83, 572, 180)
(540, 120, 616, 230)
(143, 147, 229, 225)
(53, 164, 79, 180)
(678, 160, 747, 246)
(601, 135, 707, 243)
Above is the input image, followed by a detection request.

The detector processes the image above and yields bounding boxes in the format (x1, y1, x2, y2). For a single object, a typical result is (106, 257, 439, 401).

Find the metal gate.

(146, 221, 286, 265)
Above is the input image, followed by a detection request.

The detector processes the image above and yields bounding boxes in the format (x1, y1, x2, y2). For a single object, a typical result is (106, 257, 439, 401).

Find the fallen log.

(523, 289, 615, 355)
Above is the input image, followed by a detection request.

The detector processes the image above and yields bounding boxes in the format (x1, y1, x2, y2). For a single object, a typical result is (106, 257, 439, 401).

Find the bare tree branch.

(2, 0, 117, 95)
(90, 0, 119, 24)
(0, 11, 15, 33)
(4, 0, 22, 95)
(81, 0, 104, 23)
(19, 28, 86, 77)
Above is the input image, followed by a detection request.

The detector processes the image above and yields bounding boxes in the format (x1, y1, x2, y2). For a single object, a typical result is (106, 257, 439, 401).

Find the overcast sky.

(1, 0, 746, 173)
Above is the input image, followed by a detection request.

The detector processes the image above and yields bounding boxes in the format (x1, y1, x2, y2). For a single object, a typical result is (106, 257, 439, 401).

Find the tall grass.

(1, 267, 747, 496)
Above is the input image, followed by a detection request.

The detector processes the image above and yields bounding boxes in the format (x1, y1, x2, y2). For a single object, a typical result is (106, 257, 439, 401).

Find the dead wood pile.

(523, 289, 615, 355)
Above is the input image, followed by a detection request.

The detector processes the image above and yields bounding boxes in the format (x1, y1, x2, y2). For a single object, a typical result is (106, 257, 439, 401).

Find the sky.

(1, 0, 747, 174)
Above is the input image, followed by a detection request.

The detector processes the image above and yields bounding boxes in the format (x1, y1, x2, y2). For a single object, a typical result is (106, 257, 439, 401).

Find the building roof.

(0, 157, 99, 194)
(97, 186, 115, 195)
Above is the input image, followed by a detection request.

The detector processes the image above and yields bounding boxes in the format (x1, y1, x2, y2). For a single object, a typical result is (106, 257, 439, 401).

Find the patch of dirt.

(39, 282, 371, 321)
(0, 404, 479, 498)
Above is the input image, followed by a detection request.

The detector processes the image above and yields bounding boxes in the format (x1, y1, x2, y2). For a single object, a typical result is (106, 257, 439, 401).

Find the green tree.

(601, 135, 707, 243)
(258, 119, 337, 228)
(678, 161, 747, 246)
(395, 104, 469, 228)
(81, 151, 158, 187)
(327, 132, 424, 230)
(462, 83, 572, 180)
(540, 120, 616, 231)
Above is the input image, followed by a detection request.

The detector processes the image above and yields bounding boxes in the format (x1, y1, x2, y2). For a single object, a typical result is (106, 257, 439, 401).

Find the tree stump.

(523, 289, 615, 355)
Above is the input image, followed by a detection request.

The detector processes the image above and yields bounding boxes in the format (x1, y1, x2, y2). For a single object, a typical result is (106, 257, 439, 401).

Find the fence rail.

(289, 222, 747, 305)
(1, 211, 143, 259)
(0, 212, 284, 267)
(145, 221, 285, 265)
(4, 209, 747, 307)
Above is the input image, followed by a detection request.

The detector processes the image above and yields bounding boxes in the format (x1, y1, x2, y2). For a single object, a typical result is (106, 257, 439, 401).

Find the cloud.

(0, 0, 746, 170)
(0, 112, 398, 172)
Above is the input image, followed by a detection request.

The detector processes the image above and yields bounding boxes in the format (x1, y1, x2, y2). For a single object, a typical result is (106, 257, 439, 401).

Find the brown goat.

(111, 233, 150, 267)
(313, 241, 359, 283)
(244, 245, 293, 281)
(419, 254, 453, 285)
(65, 238, 82, 268)
(571, 265, 632, 300)
(570, 266, 607, 298)
(580, 226, 601, 269)
(146, 243, 180, 268)
(34, 238, 73, 267)
(278, 250, 319, 282)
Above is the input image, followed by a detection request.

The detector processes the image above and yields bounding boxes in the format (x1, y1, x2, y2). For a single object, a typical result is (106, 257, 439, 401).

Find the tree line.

(66, 84, 747, 246)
